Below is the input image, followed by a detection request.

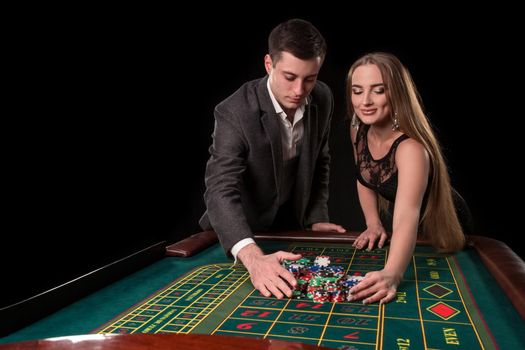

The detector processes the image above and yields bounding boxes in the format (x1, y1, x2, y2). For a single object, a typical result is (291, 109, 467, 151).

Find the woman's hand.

(353, 224, 387, 250)
(348, 269, 401, 305)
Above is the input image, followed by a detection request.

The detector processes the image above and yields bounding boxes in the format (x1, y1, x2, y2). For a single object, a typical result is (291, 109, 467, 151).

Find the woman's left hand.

(353, 225, 387, 250)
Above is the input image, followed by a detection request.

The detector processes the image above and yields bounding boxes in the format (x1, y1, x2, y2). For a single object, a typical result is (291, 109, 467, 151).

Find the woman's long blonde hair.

(347, 52, 465, 252)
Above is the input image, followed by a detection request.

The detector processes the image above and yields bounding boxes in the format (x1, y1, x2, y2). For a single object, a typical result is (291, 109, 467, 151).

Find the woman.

(346, 52, 470, 305)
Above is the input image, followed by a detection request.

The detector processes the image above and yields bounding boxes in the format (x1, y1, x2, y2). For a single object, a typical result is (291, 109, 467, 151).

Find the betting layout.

(96, 243, 496, 349)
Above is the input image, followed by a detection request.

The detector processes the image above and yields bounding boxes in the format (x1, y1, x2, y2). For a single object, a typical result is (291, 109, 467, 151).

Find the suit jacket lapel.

(258, 78, 283, 200)
(295, 98, 318, 222)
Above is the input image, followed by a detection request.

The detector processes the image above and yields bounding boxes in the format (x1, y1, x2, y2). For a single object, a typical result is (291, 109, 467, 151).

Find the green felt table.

(1, 232, 524, 349)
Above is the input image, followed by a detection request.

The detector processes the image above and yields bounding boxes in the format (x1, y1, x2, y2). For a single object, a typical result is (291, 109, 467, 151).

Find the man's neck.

(283, 108, 296, 122)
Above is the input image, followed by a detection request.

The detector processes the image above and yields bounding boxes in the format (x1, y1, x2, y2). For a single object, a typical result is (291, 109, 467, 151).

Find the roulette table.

(1, 231, 524, 349)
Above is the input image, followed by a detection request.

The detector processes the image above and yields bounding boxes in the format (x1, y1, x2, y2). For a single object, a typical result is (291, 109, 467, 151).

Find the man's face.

(265, 51, 322, 115)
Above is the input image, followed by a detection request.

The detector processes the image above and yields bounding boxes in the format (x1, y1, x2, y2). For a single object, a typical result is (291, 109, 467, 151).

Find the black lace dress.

(355, 124, 409, 202)
(354, 124, 473, 234)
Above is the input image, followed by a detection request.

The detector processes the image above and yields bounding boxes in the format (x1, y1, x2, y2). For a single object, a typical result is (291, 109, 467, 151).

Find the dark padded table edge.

(165, 230, 431, 257)
(255, 230, 361, 242)
(166, 230, 218, 257)
(467, 235, 525, 320)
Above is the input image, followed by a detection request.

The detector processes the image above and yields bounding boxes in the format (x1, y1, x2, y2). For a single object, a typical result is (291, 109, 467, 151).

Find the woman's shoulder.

(396, 138, 428, 164)
(397, 137, 425, 151)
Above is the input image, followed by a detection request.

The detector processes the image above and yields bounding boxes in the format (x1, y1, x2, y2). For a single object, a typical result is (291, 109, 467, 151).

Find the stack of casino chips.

(282, 256, 364, 303)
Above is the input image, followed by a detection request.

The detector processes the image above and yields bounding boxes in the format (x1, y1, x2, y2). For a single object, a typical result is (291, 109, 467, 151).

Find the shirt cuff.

(231, 238, 256, 263)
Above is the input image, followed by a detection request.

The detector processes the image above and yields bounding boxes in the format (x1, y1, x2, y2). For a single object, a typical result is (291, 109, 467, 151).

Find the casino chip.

(314, 255, 330, 267)
(282, 256, 364, 303)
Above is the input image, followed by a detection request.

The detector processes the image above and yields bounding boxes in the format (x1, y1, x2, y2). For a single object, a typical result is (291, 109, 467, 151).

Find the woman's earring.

(351, 113, 359, 129)
(392, 112, 399, 131)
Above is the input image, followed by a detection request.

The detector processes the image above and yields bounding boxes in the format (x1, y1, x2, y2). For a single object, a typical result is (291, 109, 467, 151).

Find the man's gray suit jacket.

(199, 76, 334, 257)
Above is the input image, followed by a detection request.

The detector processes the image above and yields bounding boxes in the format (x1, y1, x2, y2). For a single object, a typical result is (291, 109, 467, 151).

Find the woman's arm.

(350, 125, 387, 250)
(349, 139, 429, 305)
(384, 139, 429, 280)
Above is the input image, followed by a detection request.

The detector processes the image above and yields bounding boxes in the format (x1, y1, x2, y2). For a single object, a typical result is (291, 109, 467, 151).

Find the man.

(199, 18, 345, 299)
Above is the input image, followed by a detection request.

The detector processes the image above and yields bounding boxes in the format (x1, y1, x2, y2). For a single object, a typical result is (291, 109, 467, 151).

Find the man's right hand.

(237, 243, 301, 299)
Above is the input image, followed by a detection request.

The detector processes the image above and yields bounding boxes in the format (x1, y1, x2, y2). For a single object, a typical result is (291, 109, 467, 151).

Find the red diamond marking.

(428, 302, 459, 320)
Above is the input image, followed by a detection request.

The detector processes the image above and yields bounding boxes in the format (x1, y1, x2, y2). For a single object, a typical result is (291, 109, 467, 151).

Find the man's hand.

(237, 243, 301, 299)
(312, 222, 346, 233)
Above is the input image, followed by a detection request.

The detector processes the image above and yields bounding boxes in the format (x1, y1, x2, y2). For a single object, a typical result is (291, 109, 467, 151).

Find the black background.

(3, 8, 520, 305)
